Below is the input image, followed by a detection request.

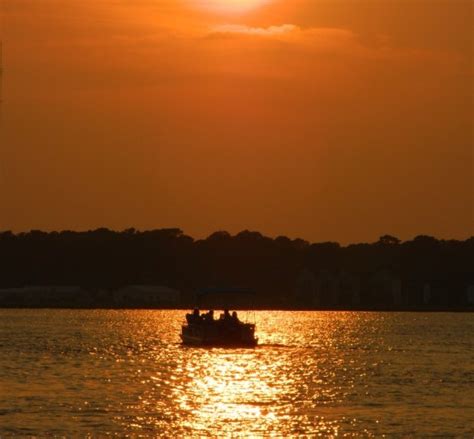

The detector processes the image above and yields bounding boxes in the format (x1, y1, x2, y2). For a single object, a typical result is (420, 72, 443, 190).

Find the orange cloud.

(212, 23, 298, 36)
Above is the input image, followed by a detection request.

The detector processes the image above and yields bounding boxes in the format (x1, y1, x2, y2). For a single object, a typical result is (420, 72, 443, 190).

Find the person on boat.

(204, 309, 214, 323)
(231, 311, 240, 324)
(186, 308, 201, 324)
(218, 309, 234, 330)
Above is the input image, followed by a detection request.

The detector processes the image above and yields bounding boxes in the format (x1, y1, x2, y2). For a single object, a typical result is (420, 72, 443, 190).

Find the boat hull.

(181, 324, 258, 347)
(181, 334, 257, 348)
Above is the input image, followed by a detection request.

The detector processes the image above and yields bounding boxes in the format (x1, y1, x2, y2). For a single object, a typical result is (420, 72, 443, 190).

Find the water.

(0, 310, 473, 437)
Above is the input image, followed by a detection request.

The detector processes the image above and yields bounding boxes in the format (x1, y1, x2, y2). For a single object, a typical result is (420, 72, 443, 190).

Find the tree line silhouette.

(0, 229, 472, 310)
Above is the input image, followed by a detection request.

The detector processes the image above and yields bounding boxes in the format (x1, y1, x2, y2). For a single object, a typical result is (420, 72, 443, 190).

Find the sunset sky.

(1, 0, 472, 243)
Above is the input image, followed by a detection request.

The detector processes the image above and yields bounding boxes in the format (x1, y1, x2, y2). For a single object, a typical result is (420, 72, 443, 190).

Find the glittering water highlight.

(1, 310, 472, 436)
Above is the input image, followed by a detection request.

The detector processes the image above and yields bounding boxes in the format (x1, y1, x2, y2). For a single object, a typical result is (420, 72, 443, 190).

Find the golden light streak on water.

(0, 310, 473, 436)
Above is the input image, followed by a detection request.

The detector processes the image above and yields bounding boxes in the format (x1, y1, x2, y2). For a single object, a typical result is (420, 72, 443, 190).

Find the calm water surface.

(0, 310, 473, 437)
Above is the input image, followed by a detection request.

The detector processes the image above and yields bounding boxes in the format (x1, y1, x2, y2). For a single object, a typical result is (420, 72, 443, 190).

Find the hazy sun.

(189, 0, 271, 13)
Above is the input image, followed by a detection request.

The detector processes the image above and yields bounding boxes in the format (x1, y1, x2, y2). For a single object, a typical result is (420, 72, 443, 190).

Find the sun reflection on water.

(133, 311, 373, 436)
(174, 352, 284, 433)
(2, 310, 471, 436)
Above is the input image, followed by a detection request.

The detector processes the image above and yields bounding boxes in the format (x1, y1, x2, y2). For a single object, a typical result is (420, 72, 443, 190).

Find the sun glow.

(189, 0, 272, 14)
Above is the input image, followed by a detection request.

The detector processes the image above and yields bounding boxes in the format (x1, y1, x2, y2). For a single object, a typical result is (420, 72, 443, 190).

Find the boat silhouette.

(181, 288, 258, 347)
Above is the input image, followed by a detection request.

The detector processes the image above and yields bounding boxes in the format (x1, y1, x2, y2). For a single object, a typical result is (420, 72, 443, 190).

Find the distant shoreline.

(1, 230, 473, 311)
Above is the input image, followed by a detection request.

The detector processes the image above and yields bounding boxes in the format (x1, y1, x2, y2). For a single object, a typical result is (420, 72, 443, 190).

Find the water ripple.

(0, 310, 473, 437)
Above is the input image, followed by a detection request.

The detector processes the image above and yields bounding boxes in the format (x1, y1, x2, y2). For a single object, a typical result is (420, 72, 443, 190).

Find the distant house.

(423, 283, 432, 305)
(0, 288, 26, 306)
(337, 271, 361, 307)
(25, 285, 83, 295)
(314, 270, 340, 307)
(113, 285, 181, 307)
(402, 280, 432, 307)
(0, 285, 86, 307)
(367, 268, 402, 307)
(295, 269, 361, 308)
(0, 287, 24, 294)
(294, 268, 338, 307)
(295, 268, 318, 306)
(467, 285, 474, 305)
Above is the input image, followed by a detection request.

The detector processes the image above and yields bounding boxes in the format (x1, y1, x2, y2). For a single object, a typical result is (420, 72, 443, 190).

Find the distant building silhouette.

(113, 285, 180, 307)
(367, 268, 402, 307)
(467, 285, 474, 305)
(295, 268, 318, 306)
(423, 283, 432, 305)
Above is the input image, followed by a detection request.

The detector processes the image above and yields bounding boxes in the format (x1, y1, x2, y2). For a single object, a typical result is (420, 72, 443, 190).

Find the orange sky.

(1, 0, 473, 242)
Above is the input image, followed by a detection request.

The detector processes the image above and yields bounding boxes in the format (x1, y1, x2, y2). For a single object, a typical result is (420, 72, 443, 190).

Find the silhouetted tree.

(377, 235, 401, 246)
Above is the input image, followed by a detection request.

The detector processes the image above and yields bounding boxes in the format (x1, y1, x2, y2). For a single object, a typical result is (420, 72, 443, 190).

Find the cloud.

(212, 24, 299, 37)
(207, 23, 462, 70)
(208, 24, 368, 55)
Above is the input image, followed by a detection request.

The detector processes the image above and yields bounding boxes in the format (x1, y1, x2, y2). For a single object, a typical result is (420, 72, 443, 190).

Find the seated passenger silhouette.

(186, 308, 200, 324)
(204, 310, 214, 323)
(219, 309, 233, 328)
(231, 311, 239, 324)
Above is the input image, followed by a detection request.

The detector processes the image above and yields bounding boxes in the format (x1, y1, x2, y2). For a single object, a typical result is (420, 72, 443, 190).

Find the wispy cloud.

(212, 24, 299, 36)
